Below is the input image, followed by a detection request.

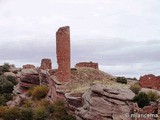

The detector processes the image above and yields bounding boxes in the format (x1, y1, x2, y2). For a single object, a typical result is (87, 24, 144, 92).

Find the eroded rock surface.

(76, 84, 135, 120)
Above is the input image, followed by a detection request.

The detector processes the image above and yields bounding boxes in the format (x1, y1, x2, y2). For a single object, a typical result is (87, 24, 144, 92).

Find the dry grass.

(66, 67, 131, 93)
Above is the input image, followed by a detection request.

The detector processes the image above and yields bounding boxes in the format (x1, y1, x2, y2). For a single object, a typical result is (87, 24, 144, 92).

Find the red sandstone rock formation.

(139, 74, 160, 90)
(75, 61, 99, 69)
(56, 26, 71, 82)
(23, 64, 35, 69)
(40, 58, 52, 70)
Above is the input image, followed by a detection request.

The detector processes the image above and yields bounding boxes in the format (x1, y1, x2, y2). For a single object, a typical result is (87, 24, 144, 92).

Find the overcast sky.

(0, 0, 160, 78)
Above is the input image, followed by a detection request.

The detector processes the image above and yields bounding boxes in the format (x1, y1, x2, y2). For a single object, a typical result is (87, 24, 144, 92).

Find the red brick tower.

(56, 26, 71, 82)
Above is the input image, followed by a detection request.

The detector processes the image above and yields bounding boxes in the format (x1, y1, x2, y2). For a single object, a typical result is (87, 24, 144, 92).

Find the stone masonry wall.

(56, 26, 71, 82)
(75, 61, 99, 69)
(139, 74, 160, 90)
(40, 58, 52, 70)
(23, 64, 35, 69)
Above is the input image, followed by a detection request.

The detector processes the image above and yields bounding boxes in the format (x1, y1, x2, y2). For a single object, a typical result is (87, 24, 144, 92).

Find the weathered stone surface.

(40, 58, 52, 70)
(132, 102, 159, 120)
(65, 93, 83, 111)
(21, 69, 38, 75)
(23, 64, 35, 69)
(7, 94, 27, 107)
(75, 61, 99, 69)
(4, 72, 16, 77)
(20, 69, 39, 90)
(76, 84, 135, 120)
(139, 74, 160, 90)
(56, 26, 71, 82)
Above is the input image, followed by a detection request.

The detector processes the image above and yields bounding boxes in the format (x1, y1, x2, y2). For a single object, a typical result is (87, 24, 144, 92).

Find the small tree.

(133, 92, 150, 108)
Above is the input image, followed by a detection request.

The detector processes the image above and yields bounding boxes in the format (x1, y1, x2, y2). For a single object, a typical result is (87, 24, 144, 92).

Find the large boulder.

(4, 72, 16, 77)
(20, 69, 39, 90)
(76, 84, 135, 120)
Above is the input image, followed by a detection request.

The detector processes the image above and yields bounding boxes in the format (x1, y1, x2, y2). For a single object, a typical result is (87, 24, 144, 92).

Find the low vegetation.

(133, 92, 150, 108)
(116, 77, 127, 84)
(130, 83, 141, 94)
(0, 99, 76, 120)
(0, 63, 10, 75)
(0, 75, 17, 105)
(27, 85, 49, 100)
(147, 90, 160, 101)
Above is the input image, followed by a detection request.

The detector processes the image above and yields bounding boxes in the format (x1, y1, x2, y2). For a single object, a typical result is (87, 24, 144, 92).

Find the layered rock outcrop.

(75, 61, 99, 69)
(76, 84, 135, 120)
(20, 69, 40, 91)
(56, 26, 71, 82)
(139, 74, 160, 90)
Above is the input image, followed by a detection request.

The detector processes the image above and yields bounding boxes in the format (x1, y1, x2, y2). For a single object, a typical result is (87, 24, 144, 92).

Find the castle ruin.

(56, 26, 71, 82)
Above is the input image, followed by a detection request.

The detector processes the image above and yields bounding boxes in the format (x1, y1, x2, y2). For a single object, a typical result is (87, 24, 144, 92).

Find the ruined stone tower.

(56, 26, 71, 82)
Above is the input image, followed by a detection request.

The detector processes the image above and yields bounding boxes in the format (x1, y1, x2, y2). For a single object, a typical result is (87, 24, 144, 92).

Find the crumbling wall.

(75, 61, 99, 69)
(40, 58, 52, 70)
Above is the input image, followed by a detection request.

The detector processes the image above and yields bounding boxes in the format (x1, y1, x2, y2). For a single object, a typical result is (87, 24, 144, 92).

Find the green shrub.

(3, 107, 20, 120)
(52, 100, 76, 120)
(0, 93, 12, 105)
(33, 106, 48, 120)
(23, 100, 33, 108)
(31, 85, 49, 100)
(0, 63, 10, 73)
(0, 106, 7, 117)
(147, 91, 160, 101)
(0, 75, 14, 94)
(20, 107, 33, 120)
(1, 81, 14, 93)
(116, 77, 127, 84)
(133, 92, 150, 108)
(130, 83, 141, 94)
(6, 75, 17, 85)
(0, 95, 7, 105)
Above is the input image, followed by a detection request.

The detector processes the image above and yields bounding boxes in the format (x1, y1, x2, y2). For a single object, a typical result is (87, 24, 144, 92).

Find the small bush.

(53, 100, 76, 120)
(1, 63, 10, 73)
(23, 100, 33, 108)
(31, 85, 49, 100)
(130, 83, 141, 94)
(0, 95, 7, 105)
(6, 75, 17, 85)
(0, 106, 7, 117)
(33, 106, 49, 120)
(26, 87, 34, 97)
(3, 107, 20, 120)
(116, 77, 127, 84)
(20, 107, 33, 120)
(147, 91, 160, 101)
(133, 92, 150, 108)
(0, 93, 12, 105)
(0, 75, 14, 94)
